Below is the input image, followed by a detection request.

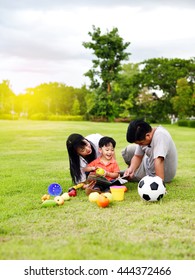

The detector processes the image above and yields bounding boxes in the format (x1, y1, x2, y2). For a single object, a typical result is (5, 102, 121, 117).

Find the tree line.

(0, 26, 194, 122)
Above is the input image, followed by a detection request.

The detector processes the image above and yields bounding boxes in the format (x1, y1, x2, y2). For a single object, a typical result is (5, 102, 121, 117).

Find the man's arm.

(154, 156, 164, 180)
(124, 155, 143, 179)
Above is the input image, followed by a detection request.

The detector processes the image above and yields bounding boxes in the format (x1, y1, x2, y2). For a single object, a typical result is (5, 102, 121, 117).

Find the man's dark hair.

(99, 136, 116, 148)
(126, 119, 152, 143)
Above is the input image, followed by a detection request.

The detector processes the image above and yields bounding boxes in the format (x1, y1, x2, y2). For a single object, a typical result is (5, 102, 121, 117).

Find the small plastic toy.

(41, 200, 58, 208)
(48, 183, 62, 196)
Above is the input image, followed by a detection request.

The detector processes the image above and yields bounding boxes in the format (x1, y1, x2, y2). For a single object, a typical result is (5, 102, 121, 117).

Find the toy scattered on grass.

(88, 192, 113, 207)
(73, 183, 84, 189)
(41, 200, 58, 208)
(88, 192, 100, 202)
(66, 182, 84, 196)
(138, 175, 166, 202)
(48, 183, 62, 196)
(41, 194, 50, 202)
(61, 192, 70, 201)
(103, 192, 113, 203)
(110, 186, 126, 201)
(96, 194, 109, 208)
(41, 182, 79, 208)
(54, 196, 64, 205)
(68, 187, 77, 197)
(41, 193, 71, 207)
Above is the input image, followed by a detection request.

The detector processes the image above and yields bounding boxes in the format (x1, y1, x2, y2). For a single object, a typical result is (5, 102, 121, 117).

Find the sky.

(0, 0, 194, 95)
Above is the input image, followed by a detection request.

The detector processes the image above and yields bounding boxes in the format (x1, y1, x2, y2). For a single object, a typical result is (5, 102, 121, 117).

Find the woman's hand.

(82, 180, 96, 189)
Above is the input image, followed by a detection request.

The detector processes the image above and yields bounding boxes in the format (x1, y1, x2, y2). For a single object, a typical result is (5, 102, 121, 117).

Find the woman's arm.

(83, 166, 96, 173)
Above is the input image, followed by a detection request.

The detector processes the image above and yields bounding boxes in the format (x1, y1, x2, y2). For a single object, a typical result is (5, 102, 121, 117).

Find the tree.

(71, 99, 80, 115)
(136, 57, 195, 116)
(0, 80, 15, 115)
(112, 63, 140, 118)
(139, 58, 194, 95)
(171, 78, 195, 118)
(83, 26, 130, 93)
(83, 26, 130, 120)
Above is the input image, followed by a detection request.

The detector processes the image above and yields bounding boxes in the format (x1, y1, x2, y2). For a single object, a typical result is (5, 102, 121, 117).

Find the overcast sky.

(0, 0, 194, 94)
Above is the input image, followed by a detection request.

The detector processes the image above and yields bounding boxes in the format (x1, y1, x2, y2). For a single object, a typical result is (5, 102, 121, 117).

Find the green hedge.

(178, 119, 195, 127)
(48, 115, 84, 121)
(29, 113, 47, 120)
(28, 114, 84, 121)
(0, 113, 83, 121)
(188, 120, 195, 128)
(0, 114, 19, 120)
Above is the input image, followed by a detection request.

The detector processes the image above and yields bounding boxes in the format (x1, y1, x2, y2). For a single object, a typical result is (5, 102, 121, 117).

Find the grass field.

(0, 120, 195, 260)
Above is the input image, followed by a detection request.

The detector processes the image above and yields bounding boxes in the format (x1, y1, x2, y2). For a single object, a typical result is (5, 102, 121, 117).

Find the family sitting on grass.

(66, 119, 178, 195)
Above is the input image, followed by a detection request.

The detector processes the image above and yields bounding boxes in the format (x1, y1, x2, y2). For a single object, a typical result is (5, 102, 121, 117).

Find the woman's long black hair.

(66, 134, 96, 184)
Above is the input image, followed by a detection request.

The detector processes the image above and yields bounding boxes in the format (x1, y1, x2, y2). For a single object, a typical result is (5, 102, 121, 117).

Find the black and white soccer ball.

(138, 175, 166, 202)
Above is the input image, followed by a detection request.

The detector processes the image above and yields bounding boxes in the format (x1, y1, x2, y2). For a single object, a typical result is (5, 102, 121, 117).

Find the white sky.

(0, 0, 194, 94)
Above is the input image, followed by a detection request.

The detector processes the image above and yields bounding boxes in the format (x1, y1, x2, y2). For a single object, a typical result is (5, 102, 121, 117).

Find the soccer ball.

(138, 175, 166, 202)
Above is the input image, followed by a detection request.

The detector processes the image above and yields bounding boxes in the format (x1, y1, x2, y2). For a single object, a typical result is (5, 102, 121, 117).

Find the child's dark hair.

(66, 133, 96, 184)
(126, 119, 152, 143)
(99, 136, 116, 148)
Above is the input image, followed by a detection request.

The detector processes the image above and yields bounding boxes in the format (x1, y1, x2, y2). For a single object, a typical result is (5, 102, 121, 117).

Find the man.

(122, 119, 177, 183)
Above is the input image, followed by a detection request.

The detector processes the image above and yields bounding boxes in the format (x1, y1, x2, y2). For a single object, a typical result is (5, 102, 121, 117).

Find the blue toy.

(48, 183, 62, 196)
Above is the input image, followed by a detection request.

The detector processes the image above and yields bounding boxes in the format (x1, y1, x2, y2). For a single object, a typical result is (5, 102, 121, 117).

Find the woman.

(66, 133, 103, 184)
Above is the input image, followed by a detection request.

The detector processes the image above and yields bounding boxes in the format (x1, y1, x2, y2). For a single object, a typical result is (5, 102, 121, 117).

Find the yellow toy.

(41, 194, 50, 202)
(73, 183, 84, 189)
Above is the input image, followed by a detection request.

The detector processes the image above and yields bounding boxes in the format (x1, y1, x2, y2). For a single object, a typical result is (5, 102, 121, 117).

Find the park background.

(0, 0, 194, 261)
(0, 55, 194, 124)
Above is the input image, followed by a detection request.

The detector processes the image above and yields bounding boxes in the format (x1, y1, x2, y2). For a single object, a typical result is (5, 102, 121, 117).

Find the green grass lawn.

(0, 120, 195, 260)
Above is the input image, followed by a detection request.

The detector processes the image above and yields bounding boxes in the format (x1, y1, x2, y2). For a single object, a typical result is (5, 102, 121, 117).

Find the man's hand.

(124, 166, 135, 179)
(124, 155, 143, 180)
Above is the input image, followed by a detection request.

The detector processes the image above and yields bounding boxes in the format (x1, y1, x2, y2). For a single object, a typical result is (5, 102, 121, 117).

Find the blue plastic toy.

(48, 183, 62, 196)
